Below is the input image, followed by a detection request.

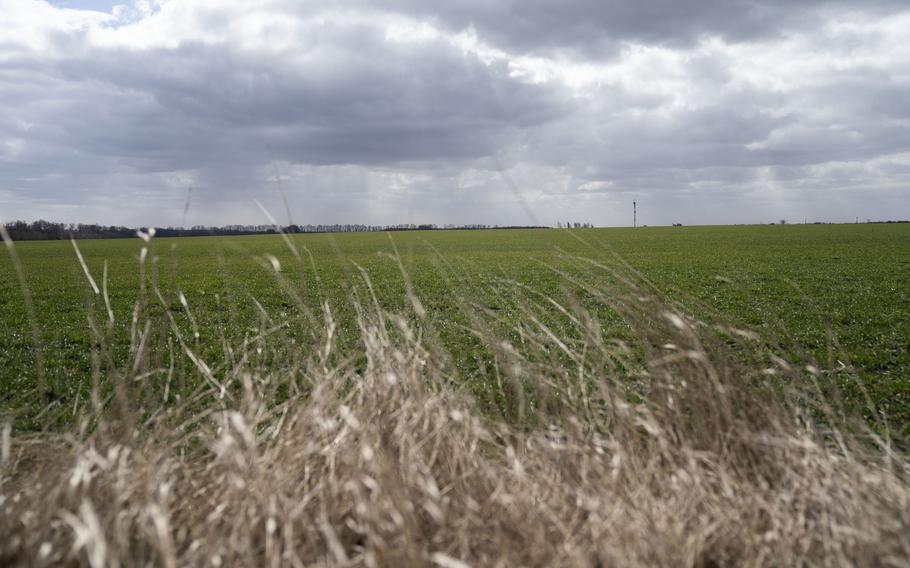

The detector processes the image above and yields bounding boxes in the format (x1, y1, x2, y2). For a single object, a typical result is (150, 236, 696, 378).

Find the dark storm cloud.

(5, 25, 567, 173)
(376, 0, 908, 55)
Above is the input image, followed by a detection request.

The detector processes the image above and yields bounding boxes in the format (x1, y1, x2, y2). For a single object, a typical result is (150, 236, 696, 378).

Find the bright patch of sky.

(49, 0, 121, 12)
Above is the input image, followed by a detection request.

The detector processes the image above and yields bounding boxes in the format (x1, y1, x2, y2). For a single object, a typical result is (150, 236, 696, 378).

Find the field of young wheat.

(2, 224, 908, 430)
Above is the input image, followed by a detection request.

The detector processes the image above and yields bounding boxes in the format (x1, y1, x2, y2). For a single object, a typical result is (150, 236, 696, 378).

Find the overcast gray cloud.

(380, 0, 909, 56)
(1, 0, 908, 227)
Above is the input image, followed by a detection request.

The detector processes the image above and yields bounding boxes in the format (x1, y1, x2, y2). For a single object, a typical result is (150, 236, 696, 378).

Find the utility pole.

(633, 201, 637, 228)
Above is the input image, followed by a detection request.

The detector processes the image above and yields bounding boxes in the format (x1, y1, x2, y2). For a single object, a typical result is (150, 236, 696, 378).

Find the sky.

(1, 0, 909, 227)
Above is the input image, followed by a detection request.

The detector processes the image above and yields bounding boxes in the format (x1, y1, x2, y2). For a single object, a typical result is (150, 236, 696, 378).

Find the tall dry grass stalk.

(1, 237, 909, 567)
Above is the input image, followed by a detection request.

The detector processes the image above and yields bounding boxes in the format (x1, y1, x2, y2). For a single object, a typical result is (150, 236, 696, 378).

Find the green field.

(2, 224, 909, 432)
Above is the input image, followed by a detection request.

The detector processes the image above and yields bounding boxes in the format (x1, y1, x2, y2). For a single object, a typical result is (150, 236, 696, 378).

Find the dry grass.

(1, 240, 909, 567)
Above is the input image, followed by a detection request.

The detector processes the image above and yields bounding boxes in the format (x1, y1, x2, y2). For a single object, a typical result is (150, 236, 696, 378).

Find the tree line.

(1, 220, 550, 241)
(556, 222, 595, 228)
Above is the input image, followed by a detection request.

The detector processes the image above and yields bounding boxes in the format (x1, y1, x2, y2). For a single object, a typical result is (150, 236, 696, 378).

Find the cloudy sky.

(1, 0, 908, 227)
